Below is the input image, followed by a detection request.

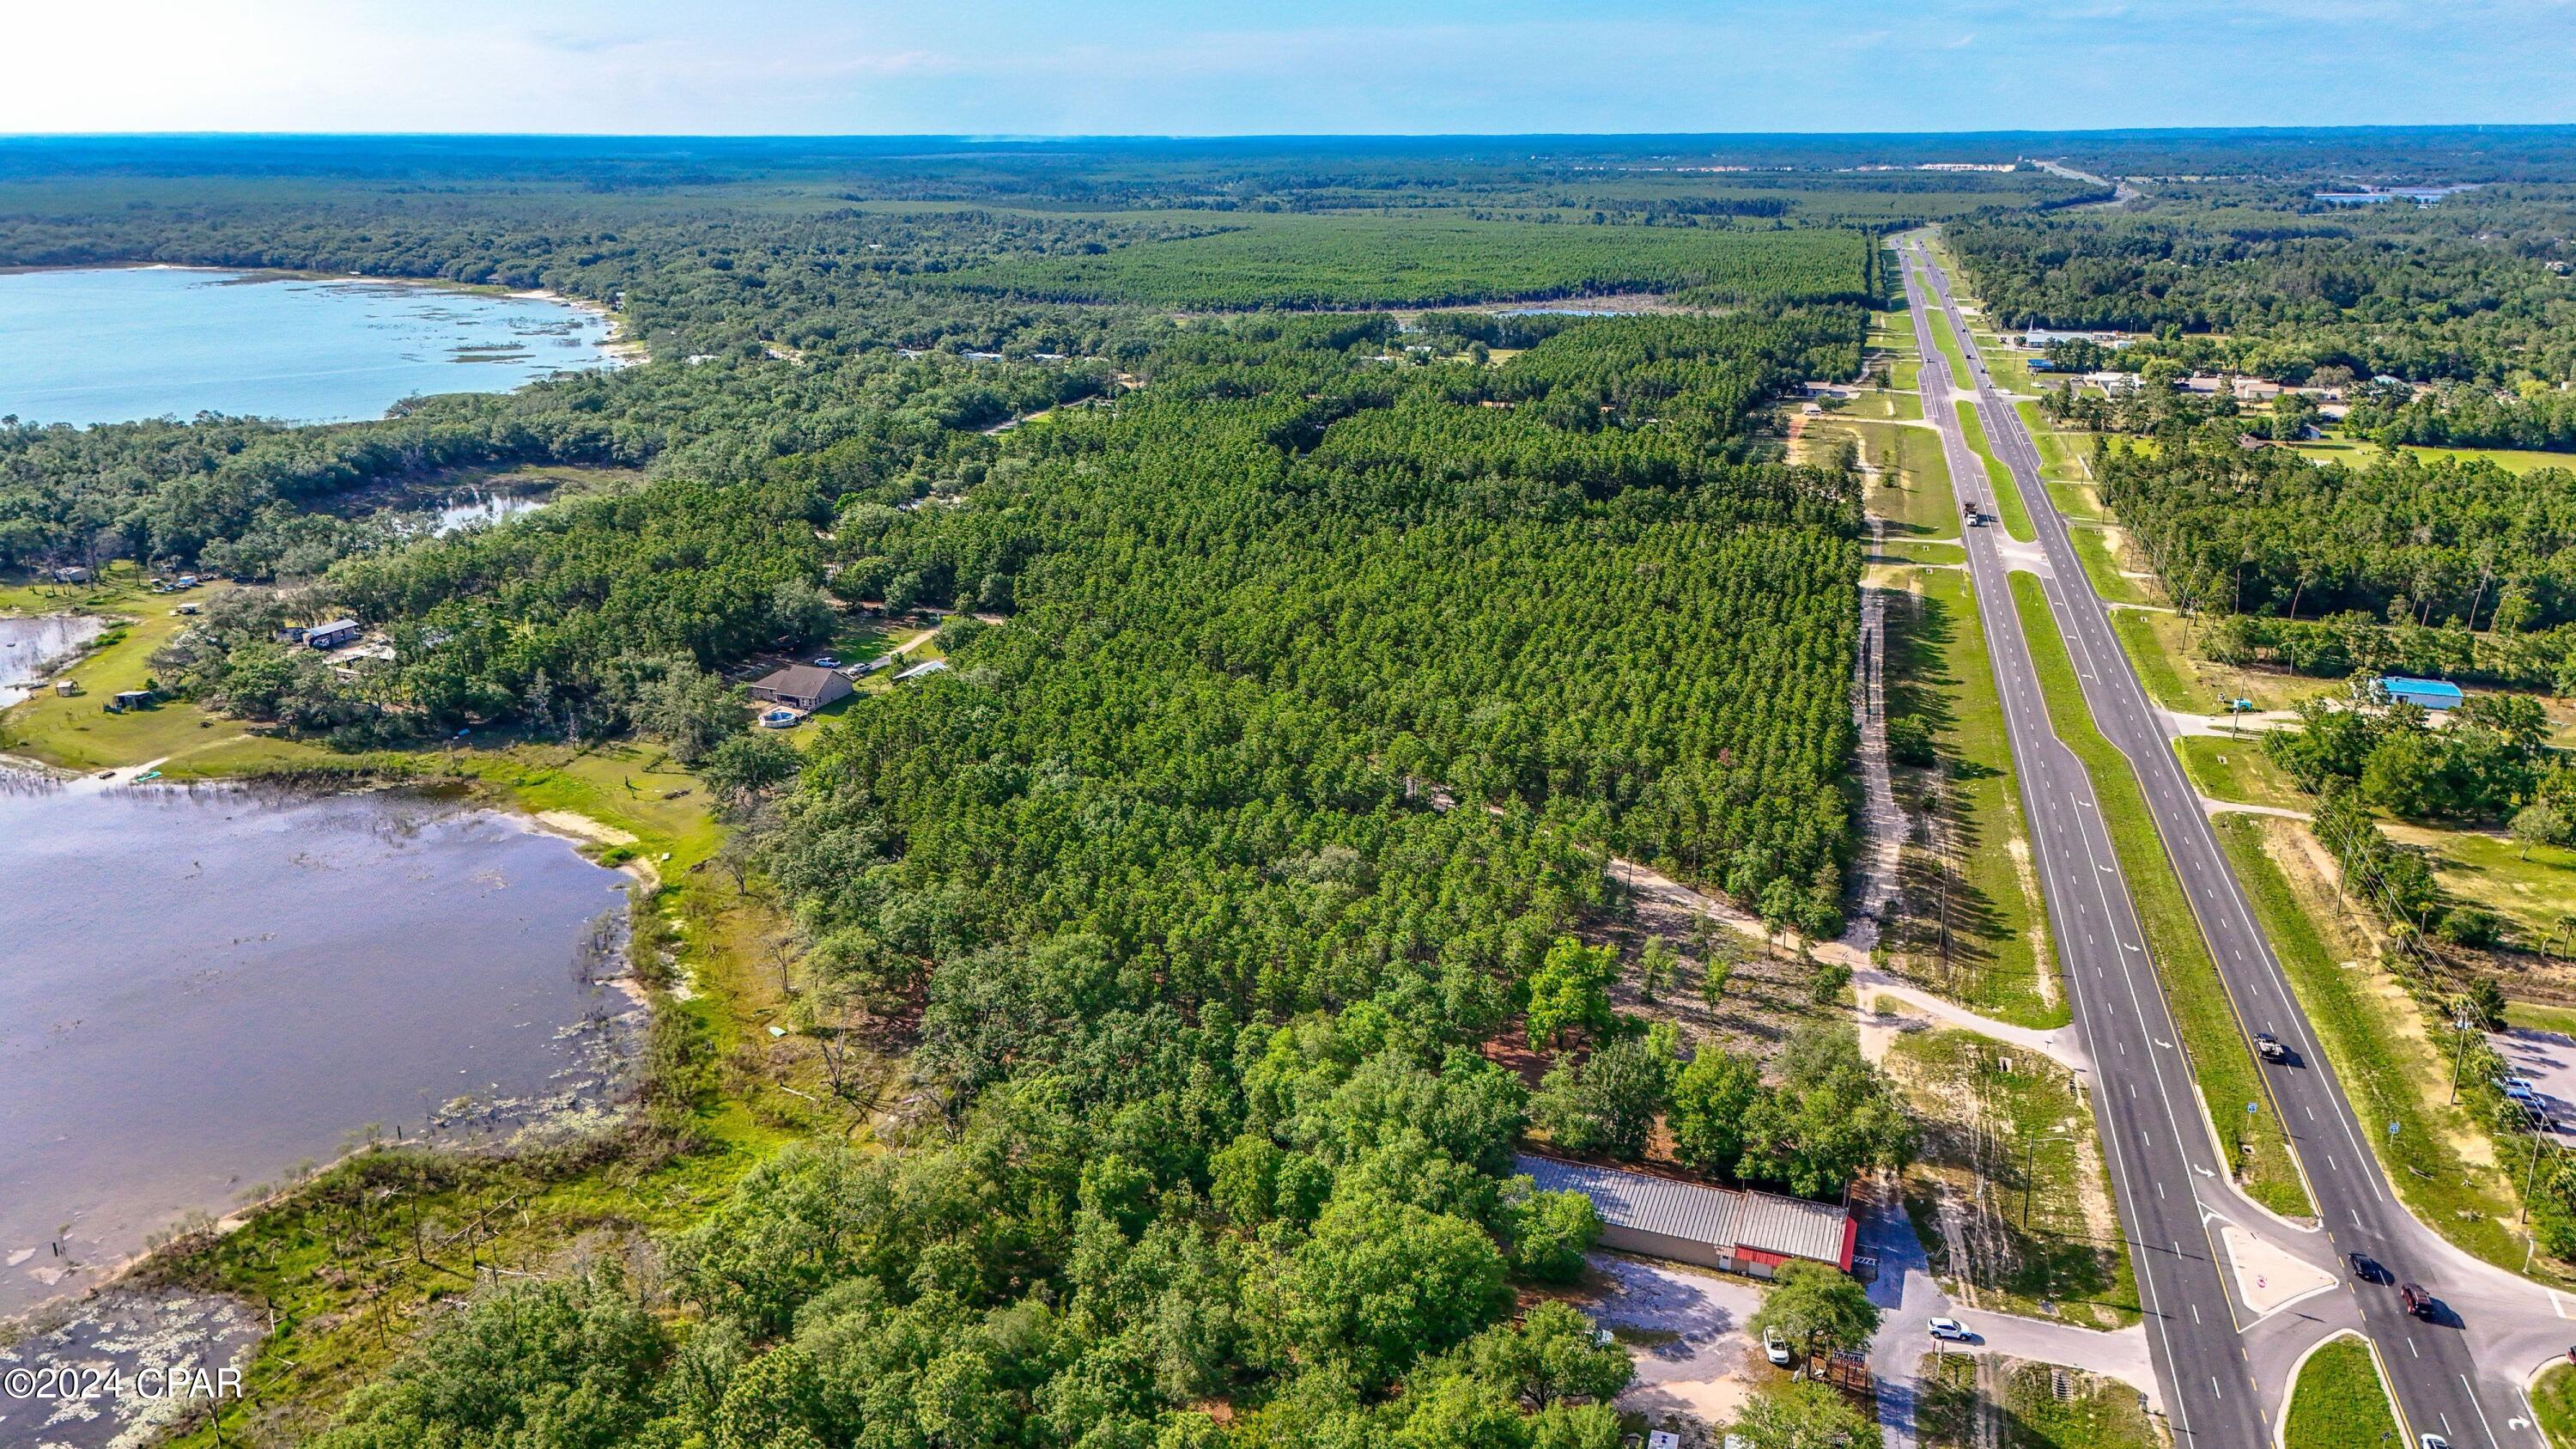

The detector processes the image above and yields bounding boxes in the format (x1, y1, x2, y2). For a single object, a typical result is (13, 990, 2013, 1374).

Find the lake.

(0, 614, 105, 709)
(0, 772, 632, 1317)
(0, 267, 623, 427)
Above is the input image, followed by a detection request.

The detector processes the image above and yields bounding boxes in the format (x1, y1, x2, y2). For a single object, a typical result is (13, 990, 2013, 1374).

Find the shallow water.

(432, 485, 547, 534)
(0, 614, 105, 709)
(0, 772, 630, 1317)
(0, 268, 620, 426)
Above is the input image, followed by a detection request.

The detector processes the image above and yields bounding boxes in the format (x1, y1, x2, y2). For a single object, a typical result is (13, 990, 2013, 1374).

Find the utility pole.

(2451, 1016, 2473, 1104)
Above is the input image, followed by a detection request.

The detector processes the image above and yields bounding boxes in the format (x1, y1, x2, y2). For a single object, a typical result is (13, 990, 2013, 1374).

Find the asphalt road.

(1908, 237, 2537, 1447)
(1896, 242, 2269, 1447)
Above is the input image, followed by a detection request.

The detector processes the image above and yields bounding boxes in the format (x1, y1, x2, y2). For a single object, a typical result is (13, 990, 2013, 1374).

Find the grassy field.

(2380, 821, 2576, 953)
(0, 586, 272, 771)
(2012, 573, 2310, 1215)
(1953, 400, 2036, 543)
(2284, 1336, 2400, 1449)
(2534, 1361, 2576, 1448)
(1882, 565, 2061, 1028)
(2066, 527, 2157, 607)
(1891, 1027, 2138, 1328)
(2015, 402, 2093, 484)
(1842, 417, 1959, 538)
(2173, 737, 2309, 812)
(2216, 813, 2554, 1282)
(1872, 539, 1969, 568)
(2107, 607, 2336, 715)
(2287, 435, 2576, 477)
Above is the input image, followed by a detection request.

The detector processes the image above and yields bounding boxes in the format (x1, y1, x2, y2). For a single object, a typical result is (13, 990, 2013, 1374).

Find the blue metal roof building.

(2376, 676, 2464, 710)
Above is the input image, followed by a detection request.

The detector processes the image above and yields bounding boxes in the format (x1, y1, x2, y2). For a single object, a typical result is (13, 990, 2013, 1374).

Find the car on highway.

(2255, 1032, 2287, 1062)
(2401, 1282, 2433, 1318)
(1929, 1318, 1971, 1342)
(2348, 1251, 2382, 1282)
(2421, 1434, 2451, 1449)
(1763, 1329, 1791, 1367)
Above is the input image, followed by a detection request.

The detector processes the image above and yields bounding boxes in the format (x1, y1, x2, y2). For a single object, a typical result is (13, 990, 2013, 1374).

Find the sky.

(9, 0, 2576, 137)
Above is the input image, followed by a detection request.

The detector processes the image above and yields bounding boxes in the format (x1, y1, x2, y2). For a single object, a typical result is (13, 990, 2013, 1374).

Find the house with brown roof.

(749, 664, 853, 712)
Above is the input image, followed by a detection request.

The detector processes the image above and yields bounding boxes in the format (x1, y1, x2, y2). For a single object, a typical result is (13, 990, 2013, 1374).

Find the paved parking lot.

(2488, 1028, 2576, 1135)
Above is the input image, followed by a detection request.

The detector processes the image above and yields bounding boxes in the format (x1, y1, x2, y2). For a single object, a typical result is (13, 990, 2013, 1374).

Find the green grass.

(2016, 402, 2093, 484)
(2000, 1362, 2160, 1449)
(2289, 435, 2576, 477)
(2173, 738, 2308, 813)
(1953, 399, 2035, 542)
(1872, 540, 1969, 567)
(2065, 526, 2155, 607)
(1885, 566, 2062, 1029)
(2283, 1336, 2400, 1449)
(1848, 417, 1959, 539)
(2106, 607, 2334, 715)
(1891, 1027, 2137, 1327)
(2011, 573, 2310, 1215)
(2534, 1361, 2576, 1448)
(0, 593, 266, 771)
(2512, 999, 2576, 1038)
(2046, 479, 2109, 525)
(2216, 813, 2552, 1282)
(2379, 821, 2576, 953)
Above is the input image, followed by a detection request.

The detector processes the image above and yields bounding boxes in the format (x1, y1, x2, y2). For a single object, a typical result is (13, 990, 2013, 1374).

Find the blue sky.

(10, 0, 2576, 135)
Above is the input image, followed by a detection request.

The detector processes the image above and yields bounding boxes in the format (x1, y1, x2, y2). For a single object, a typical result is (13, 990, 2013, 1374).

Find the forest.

(0, 137, 1920, 1447)
(1951, 194, 2576, 389)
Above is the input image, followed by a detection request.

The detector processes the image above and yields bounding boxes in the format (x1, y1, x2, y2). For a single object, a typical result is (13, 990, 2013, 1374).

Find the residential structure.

(749, 664, 854, 711)
(302, 618, 363, 650)
(1515, 1153, 1856, 1277)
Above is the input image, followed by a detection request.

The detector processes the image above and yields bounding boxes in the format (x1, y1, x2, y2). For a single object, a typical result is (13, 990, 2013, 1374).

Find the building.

(892, 658, 950, 684)
(749, 664, 854, 712)
(303, 618, 363, 650)
(2376, 676, 2464, 710)
(1516, 1153, 1856, 1277)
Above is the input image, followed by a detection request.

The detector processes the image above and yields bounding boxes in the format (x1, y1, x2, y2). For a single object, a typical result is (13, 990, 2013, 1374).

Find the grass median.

(2010, 571, 2312, 1216)
(2284, 1336, 2400, 1449)
(1953, 398, 2035, 542)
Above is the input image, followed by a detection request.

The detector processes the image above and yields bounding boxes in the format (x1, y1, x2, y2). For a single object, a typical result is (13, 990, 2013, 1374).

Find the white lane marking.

(2463, 1372, 2504, 1447)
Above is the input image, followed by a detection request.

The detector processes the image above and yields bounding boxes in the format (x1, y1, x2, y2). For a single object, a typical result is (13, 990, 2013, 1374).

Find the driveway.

(2491, 1028, 2576, 1139)
(1583, 1253, 1771, 1431)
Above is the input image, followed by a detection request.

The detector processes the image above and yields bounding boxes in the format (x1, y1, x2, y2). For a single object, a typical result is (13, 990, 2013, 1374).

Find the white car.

(1929, 1317, 1971, 1342)
(1763, 1328, 1792, 1366)
(2421, 1434, 2451, 1449)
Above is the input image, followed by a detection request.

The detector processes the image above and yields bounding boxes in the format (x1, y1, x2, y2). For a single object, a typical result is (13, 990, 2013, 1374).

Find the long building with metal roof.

(1516, 1153, 1856, 1276)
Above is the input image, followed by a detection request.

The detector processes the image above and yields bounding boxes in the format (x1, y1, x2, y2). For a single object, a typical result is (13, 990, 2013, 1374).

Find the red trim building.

(1516, 1153, 1856, 1277)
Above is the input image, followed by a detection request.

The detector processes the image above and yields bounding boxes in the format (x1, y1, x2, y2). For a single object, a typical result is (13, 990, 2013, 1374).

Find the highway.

(1895, 242, 2267, 1446)
(1908, 235, 2537, 1446)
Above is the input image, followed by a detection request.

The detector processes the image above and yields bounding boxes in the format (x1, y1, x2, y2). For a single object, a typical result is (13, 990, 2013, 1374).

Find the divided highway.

(1910, 236, 2535, 1446)
(1896, 243, 2266, 1446)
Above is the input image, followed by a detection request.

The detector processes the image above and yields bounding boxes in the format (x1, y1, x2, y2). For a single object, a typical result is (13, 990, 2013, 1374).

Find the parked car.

(812, 655, 842, 668)
(2255, 1032, 2287, 1062)
(1929, 1318, 1971, 1342)
(2500, 1078, 2539, 1103)
(2400, 1282, 2433, 1318)
(1763, 1329, 1792, 1367)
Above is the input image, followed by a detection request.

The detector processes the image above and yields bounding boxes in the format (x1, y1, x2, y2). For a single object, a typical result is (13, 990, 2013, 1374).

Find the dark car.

(2348, 1251, 2381, 1283)
(2401, 1282, 2433, 1318)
